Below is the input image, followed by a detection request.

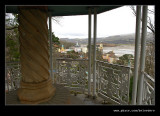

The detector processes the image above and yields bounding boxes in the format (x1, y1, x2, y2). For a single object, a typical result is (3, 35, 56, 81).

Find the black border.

(1, 0, 159, 114)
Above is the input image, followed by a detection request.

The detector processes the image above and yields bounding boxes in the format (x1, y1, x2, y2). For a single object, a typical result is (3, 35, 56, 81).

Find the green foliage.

(59, 40, 75, 49)
(129, 75, 133, 103)
(6, 13, 20, 62)
(66, 50, 79, 59)
(116, 54, 134, 66)
(52, 32, 60, 45)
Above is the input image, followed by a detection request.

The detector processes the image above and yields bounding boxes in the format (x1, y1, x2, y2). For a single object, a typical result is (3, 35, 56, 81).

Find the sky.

(51, 5, 154, 39)
(6, 5, 154, 39)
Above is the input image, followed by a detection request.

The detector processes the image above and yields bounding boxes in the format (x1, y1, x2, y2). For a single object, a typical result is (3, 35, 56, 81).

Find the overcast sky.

(51, 5, 154, 39)
(7, 5, 154, 39)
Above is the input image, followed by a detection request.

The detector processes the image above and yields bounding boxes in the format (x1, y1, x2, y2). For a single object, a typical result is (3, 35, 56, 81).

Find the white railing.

(96, 60, 131, 105)
(56, 58, 131, 104)
(56, 58, 88, 94)
(142, 72, 155, 105)
(5, 62, 21, 92)
(6, 59, 154, 105)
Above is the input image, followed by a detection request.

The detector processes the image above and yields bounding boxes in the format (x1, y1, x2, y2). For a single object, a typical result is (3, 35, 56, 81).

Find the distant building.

(69, 42, 88, 54)
(81, 47, 88, 53)
(58, 44, 68, 53)
(98, 43, 103, 53)
(95, 43, 104, 54)
(75, 41, 80, 47)
(103, 50, 118, 63)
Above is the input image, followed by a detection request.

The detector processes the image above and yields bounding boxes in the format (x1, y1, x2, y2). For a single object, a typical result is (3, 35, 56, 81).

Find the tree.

(6, 13, 63, 63)
(130, 6, 155, 35)
(52, 16, 63, 26)
(50, 32, 61, 69)
(51, 32, 60, 47)
(66, 50, 79, 59)
(5, 13, 20, 62)
(116, 54, 134, 66)
(59, 40, 75, 49)
(130, 6, 155, 77)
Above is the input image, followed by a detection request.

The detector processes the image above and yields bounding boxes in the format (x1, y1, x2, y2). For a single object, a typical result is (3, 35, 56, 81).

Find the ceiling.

(6, 5, 123, 16)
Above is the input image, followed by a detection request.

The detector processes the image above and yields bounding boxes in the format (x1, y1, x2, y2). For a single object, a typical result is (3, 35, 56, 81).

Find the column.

(88, 7, 92, 97)
(131, 5, 142, 105)
(17, 6, 56, 104)
(93, 7, 97, 99)
(49, 13, 54, 82)
(137, 5, 148, 105)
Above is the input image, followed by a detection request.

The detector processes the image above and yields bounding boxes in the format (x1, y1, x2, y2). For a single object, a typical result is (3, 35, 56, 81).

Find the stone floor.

(5, 84, 106, 105)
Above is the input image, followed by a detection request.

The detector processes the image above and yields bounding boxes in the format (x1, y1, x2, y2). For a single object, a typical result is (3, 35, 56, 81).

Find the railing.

(56, 58, 131, 104)
(5, 62, 21, 92)
(96, 60, 131, 105)
(56, 58, 88, 94)
(5, 60, 155, 105)
(142, 72, 155, 105)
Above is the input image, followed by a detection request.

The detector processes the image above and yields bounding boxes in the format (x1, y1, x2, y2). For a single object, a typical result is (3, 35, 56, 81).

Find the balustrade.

(56, 58, 88, 94)
(5, 62, 21, 92)
(96, 60, 131, 104)
(142, 72, 155, 105)
(5, 60, 155, 105)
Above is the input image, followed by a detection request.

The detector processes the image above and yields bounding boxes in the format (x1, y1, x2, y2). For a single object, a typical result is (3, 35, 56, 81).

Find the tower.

(61, 44, 65, 52)
(99, 43, 103, 53)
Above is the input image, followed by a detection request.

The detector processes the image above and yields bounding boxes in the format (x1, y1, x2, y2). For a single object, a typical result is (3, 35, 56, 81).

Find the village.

(57, 41, 120, 64)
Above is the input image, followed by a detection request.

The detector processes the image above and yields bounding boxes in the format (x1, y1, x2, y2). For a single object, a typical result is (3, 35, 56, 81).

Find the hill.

(59, 32, 154, 45)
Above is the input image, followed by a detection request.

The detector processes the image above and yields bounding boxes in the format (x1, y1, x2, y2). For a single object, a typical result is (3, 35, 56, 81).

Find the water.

(103, 45, 135, 57)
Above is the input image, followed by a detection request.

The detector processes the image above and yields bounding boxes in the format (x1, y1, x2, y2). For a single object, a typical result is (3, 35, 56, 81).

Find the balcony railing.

(5, 60, 155, 105)
(56, 58, 88, 94)
(5, 62, 21, 92)
(96, 60, 131, 105)
(142, 72, 155, 105)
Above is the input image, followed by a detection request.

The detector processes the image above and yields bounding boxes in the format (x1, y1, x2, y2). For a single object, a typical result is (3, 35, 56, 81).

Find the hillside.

(59, 32, 154, 45)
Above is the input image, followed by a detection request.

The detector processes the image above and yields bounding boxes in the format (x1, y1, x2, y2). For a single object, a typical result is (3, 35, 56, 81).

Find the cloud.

(51, 6, 154, 39)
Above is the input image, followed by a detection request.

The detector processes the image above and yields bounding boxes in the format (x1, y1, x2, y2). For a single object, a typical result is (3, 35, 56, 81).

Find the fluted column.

(17, 6, 56, 104)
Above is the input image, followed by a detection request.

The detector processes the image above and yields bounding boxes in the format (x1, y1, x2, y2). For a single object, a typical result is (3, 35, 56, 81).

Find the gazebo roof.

(5, 5, 122, 16)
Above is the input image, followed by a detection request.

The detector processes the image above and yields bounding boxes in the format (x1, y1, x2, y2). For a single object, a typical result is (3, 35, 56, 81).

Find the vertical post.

(97, 62, 100, 93)
(88, 8, 92, 97)
(49, 13, 54, 83)
(131, 5, 142, 105)
(57, 60, 60, 84)
(93, 7, 97, 98)
(137, 5, 148, 105)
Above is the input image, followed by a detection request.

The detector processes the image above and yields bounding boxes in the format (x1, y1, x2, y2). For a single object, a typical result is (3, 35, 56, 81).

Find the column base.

(17, 78, 56, 104)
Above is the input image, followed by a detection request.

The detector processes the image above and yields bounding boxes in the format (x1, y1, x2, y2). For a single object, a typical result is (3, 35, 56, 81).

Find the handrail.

(96, 60, 131, 68)
(143, 71, 155, 83)
(56, 58, 88, 61)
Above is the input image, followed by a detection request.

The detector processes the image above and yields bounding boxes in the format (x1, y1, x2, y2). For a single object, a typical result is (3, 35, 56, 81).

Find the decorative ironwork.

(6, 60, 155, 105)
(142, 72, 155, 105)
(5, 62, 21, 92)
(96, 60, 131, 105)
(56, 58, 88, 94)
